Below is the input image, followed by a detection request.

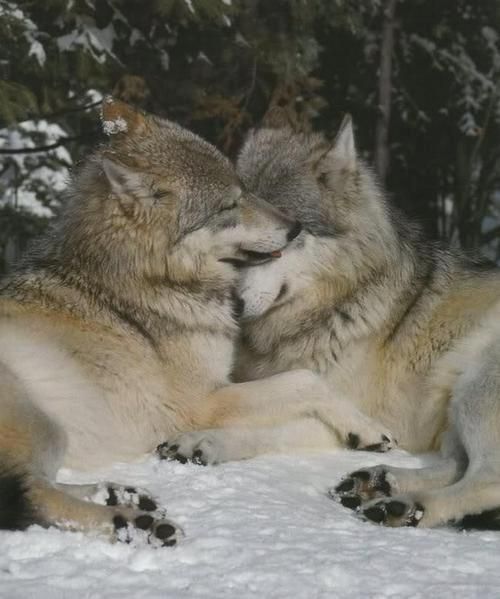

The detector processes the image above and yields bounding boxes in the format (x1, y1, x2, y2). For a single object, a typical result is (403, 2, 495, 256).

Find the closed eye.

(219, 202, 237, 213)
(152, 189, 172, 200)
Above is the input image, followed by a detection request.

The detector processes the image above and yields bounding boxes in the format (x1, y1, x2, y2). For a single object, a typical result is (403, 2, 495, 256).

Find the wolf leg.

(159, 370, 395, 463)
(158, 419, 340, 465)
(332, 428, 467, 509)
(28, 481, 180, 545)
(358, 345, 500, 528)
(0, 366, 178, 544)
(199, 370, 394, 448)
(358, 476, 500, 528)
(331, 458, 463, 511)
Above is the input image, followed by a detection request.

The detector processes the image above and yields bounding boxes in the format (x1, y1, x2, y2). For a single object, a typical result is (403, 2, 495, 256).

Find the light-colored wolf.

(0, 97, 309, 545)
(170, 111, 500, 530)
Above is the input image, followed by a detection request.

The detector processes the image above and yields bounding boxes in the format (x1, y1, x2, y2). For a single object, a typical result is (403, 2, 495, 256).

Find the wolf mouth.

(220, 249, 282, 267)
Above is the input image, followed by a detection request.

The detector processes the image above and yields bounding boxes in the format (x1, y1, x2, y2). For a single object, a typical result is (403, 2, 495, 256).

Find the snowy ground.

(1, 449, 499, 599)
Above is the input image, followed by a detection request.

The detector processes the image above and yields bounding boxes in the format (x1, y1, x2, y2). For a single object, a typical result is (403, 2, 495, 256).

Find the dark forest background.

(1, 0, 500, 272)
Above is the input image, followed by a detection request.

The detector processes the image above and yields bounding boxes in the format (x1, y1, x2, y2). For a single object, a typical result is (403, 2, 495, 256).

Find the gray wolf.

(170, 110, 500, 530)
(0, 97, 302, 545)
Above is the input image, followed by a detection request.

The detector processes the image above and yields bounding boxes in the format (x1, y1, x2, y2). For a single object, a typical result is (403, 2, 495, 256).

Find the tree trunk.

(374, 0, 398, 187)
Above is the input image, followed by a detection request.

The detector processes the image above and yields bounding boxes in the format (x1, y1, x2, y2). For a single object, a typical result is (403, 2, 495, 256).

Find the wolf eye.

(219, 201, 237, 213)
(152, 189, 171, 200)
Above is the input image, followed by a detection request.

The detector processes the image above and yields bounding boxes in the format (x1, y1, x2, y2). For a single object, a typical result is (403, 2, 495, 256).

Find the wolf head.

(236, 114, 399, 318)
(56, 98, 299, 293)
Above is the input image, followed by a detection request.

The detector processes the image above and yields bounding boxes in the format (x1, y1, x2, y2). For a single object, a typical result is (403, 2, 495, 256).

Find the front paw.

(361, 496, 424, 528)
(346, 431, 396, 453)
(157, 431, 224, 466)
(329, 465, 395, 510)
(112, 510, 182, 547)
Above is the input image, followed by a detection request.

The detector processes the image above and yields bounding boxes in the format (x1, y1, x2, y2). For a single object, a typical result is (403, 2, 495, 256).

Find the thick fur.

(173, 114, 500, 529)
(0, 462, 34, 531)
(0, 98, 301, 544)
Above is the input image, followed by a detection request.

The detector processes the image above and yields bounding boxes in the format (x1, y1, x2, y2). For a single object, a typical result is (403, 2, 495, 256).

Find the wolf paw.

(360, 496, 425, 527)
(157, 431, 223, 465)
(346, 431, 396, 452)
(329, 465, 396, 509)
(93, 483, 159, 512)
(112, 510, 182, 547)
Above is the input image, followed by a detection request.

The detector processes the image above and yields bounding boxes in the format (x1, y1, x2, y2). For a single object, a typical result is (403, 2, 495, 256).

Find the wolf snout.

(287, 221, 302, 242)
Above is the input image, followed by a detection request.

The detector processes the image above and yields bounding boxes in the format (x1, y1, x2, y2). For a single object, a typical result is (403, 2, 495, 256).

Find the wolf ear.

(311, 114, 356, 175)
(102, 157, 143, 203)
(330, 114, 356, 171)
(101, 96, 146, 137)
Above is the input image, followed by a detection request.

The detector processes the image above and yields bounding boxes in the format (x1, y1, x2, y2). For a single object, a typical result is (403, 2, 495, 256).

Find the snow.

(57, 19, 120, 65)
(184, 0, 195, 14)
(28, 39, 46, 66)
(2, 2, 46, 67)
(2, 449, 500, 598)
(102, 117, 128, 135)
(0, 120, 71, 217)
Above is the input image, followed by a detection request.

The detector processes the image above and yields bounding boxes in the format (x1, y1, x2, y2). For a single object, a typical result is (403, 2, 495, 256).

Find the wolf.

(0, 97, 309, 545)
(169, 110, 500, 530)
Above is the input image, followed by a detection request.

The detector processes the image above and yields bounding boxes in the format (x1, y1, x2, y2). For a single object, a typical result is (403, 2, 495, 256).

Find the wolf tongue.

(270, 250, 282, 258)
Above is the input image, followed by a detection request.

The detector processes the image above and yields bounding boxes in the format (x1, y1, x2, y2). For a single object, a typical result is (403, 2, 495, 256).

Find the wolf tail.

(0, 461, 36, 531)
(459, 508, 500, 531)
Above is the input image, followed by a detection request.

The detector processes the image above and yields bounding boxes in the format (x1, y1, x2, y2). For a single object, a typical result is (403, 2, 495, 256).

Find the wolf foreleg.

(159, 369, 395, 463)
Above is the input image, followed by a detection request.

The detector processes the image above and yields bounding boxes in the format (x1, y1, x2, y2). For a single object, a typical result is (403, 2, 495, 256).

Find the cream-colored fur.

(169, 115, 500, 530)
(0, 98, 304, 545)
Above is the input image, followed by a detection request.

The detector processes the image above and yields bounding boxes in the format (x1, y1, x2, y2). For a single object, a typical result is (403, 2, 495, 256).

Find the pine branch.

(15, 100, 103, 125)
(0, 133, 96, 155)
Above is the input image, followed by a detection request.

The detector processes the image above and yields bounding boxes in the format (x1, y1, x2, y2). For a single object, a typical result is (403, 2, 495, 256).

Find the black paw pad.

(363, 506, 386, 524)
(191, 449, 206, 466)
(113, 515, 128, 530)
(174, 454, 187, 464)
(155, 523, 176, 542)
(347, 433, 360, 449)
(138, 496, 157, 512)
(106, 487, 119, 506)
(335, 478, 355, 493)
(385, 500, 407, 517)
(340, 495, 361, 510)
(351, 470, 371, 482)
(134, 515, 154, 530)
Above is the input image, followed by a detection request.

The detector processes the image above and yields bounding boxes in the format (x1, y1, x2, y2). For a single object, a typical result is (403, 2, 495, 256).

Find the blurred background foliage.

(1, 0, 500, 271)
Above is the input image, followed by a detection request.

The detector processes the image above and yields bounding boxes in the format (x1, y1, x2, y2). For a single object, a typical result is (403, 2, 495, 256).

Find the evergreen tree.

(1, 0, 500, 271)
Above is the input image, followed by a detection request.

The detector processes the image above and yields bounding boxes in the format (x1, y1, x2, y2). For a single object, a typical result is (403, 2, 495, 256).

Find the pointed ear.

(102, 157, 143, 202)
(331, 114, 356, 170)
(101, 96, 146, 137)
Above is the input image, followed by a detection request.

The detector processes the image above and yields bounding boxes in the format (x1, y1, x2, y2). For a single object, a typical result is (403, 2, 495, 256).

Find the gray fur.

(0, 98, 297, 543)
(230, 116, 500, 529)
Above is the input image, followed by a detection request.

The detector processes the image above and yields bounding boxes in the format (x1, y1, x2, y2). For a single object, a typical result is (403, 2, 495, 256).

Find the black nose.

(287, 221, 302, 242)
